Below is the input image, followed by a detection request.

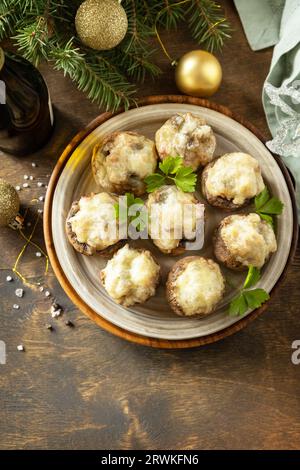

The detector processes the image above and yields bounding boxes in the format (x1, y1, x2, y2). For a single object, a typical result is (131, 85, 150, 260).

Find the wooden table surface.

(1, 1, 300, 450)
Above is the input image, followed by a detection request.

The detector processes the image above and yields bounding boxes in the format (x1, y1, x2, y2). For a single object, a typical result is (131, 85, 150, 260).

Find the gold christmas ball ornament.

(0, 179, 20, 227)
(175, 50, 222, 98)
(75, 0, 128, 51)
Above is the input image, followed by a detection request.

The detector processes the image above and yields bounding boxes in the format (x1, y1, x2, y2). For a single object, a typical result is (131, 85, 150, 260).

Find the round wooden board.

(44, 95, 298, 349)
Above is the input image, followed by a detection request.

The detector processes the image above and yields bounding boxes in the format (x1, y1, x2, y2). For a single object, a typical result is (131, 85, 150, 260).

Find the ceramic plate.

(50, 103, 294, 341)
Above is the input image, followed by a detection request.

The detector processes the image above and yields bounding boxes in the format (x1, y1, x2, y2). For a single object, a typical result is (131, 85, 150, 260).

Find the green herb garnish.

(228, 266, 270, 316)
(145, 156, 197, 193)
(114, 193, 146, 232)
(255, 187, 284, 225)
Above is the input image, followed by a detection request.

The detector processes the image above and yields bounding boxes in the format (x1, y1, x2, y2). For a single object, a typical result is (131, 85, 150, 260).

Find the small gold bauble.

(0, 179, 20, 227)
(75, 0, 128, 51)
(175, 50, 222, 98)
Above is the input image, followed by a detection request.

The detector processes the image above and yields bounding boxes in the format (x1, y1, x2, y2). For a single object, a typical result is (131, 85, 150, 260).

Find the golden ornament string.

(19, 230, 49, 274)
(12, 212, 49, 288)
(154, 0, 191, 65)
(154, 0, 225, 64)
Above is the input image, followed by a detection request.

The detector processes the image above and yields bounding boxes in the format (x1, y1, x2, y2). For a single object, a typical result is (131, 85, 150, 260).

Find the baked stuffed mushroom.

(100, 244, 160, 307)
(201, 152, 265, 210)
(66, 192, 122, 256)
(155, 112, 216, 171)
(166, 256, 225, 317)
(92, 131, 158, 196)
(146, 185, 205, 255)
(214, 213, 277, 270)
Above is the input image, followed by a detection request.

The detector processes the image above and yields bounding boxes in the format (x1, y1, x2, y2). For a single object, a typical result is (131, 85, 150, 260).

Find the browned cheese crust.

(166, 256, 225, 317)
(65, 198, 123, 257)
(92, 131, 158, 196)
(147, 186, 203, 255)
(100, 246, 161, 307)
(213, 215, 248, 271)
(201, 158, 251, 210)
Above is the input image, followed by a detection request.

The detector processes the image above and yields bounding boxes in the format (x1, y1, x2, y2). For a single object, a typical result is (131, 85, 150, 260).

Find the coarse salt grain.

(51, 309, 62, 318)
(15, 288, 24, 298)
(6, 276, 13, 282)
(23, 183, 29, 188)
(16, 186, 21, 191)
(13, 304, 20, 310)
(35, 252, 42, 258)
(23, 175, 29, 180)
(17, 344, 24, 351)
(51, 303, 63, 318)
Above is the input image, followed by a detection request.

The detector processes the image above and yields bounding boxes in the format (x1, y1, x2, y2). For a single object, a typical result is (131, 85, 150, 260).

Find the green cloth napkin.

(233, 0, 285, 51)
(235, 0, 300, 219)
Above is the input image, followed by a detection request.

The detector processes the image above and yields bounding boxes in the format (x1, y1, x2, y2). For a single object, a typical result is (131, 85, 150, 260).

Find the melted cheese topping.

(147, 186, 205, 253)
(221, 213, 277, 268)
(205, 153, 265, 205)
(69, 193, 119, 250)
(174, 258, 225, 316)
(155, 112, 216, 169)
(93, 132, 157, 192)
(101, 244, 160, 307)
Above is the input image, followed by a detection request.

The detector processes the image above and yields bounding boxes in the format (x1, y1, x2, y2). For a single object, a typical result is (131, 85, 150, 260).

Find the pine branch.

(49, 0, 81, 23)
(17, 0, 39, 14)
(50, 38, 137, 112)
(0, 0, 22, 40)
(115, 41, 161, 82)
(0, 0, 231, 111)
(13, 16, 51, 66)
(120, 0, 161, 81)
(187, 0, 231, 51)
(123, 0, 154, 48)
(141, 0, 157, 25)
(156, 0, 186, 30)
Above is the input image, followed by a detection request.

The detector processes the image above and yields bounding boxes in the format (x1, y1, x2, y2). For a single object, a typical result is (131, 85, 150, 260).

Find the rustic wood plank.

(0, 0, 300, 450)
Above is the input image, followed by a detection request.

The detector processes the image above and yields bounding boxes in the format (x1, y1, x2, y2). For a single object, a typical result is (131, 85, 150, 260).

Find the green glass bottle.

(0, 48, 54, 156)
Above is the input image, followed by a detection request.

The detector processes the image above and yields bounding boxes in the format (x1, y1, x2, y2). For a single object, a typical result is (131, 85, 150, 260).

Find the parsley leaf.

(126, 192, 136, 207)
(128, 196, 146, 231)
(259, 213, 274, 226)
(255, 187, 270, 211)
(159, 156, 183, 175)
(174, 166, 197, 192)
(243, 265, 261, 289)
(258, 197, 284, 215)
(254, 187, 284, 225)
(229, 293, 248, 316)
(144, 173, 166, 192)
(243, 289, 270, 309)
(228, 266, 269, 316)
(145, 156, 197, 193)
(114, 193, 146, 231)
(114, 201, 127, 224)
(229, 289, 270, 316)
